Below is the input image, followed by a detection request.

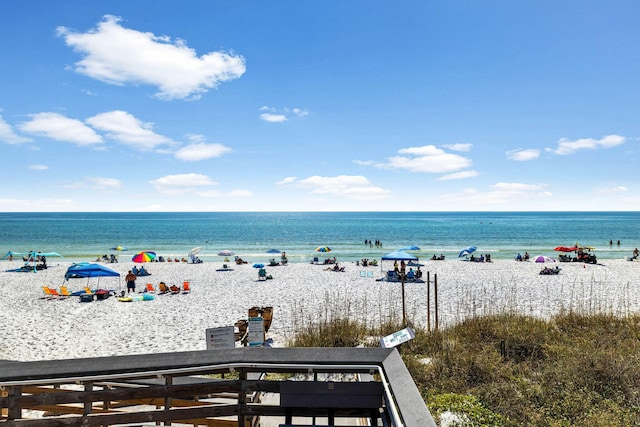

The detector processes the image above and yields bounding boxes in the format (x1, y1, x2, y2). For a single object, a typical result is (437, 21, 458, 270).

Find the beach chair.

(182, 281, 191, 294)
(84, 287, 94, 295)
(258, 268, 267, 281)
(367, 271, 374, 278)
(144, 283, 156, 293)
(169, 284, 181, 294)
(59, 286, 71, 298)
(158, 282, 169, 294)
(41, 286, 58, 299)
(360, 271, 367, 277)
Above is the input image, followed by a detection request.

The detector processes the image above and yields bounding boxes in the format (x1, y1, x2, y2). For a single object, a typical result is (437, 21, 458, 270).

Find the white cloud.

(507, 148, 540, 161)
(174, 142, 232, 161)
(281, 175, 391, 200)
(546, 134, 625, 155)
(149, 173, 251, 198)
(57, 15, 246, 100)
(86, 110, 173, 151)
(64, 176, 122, 191)
(444, 143, 472, 152)
(259, 106, 309, 122)
(384, 145, 472, 173)
(29, 164, 49, 170)
(260, 113, 287, 123)
(597, 186, 628, 194)
(438, 170, 479, 180)
(276, 177, 297, 185)
(433, 182, 551, 206)
(0, 116, 32, 144)
(18, 112, 102, 146)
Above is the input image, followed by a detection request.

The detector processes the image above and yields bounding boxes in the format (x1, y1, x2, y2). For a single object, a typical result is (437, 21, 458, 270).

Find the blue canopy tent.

(3, 251, 63, 272)
(381, 250, 418, 261)
(64, 263, 121, 291)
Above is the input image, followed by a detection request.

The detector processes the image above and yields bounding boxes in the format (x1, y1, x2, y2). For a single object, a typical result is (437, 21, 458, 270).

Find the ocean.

(1, 211, 638, 263)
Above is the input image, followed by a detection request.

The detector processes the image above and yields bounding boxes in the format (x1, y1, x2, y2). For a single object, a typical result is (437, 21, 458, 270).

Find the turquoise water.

(1, 212, 639, 263)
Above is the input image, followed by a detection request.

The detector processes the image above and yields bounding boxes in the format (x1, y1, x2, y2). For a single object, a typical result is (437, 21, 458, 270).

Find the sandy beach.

(1, 258, 639, 362)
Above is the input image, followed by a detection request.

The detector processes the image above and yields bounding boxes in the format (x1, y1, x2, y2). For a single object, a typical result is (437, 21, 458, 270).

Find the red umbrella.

(554, 246, 576, 252)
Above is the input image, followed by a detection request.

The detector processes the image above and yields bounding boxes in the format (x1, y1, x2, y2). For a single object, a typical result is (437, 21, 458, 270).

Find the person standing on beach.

(125, 270, 136, 294)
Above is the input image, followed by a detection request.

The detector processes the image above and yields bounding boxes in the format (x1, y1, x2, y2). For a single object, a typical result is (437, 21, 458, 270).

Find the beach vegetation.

(288, 311, 640, 426)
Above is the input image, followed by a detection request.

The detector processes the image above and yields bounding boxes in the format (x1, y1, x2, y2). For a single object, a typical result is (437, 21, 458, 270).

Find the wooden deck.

(0, 348, 435, 426)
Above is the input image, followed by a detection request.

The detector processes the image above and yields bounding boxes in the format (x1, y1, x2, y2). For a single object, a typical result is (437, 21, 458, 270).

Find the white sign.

(380, 327, 415, 348)
(247, 317, 265, 347)
(206, 326, 235, 349)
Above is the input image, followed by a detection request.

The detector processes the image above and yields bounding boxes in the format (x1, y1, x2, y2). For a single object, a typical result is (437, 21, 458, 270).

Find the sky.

(1, 1, 639, 212)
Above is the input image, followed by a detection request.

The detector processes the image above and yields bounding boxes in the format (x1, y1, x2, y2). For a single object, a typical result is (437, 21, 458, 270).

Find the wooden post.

(426, 271, 431, 332)
(434, 274, 439, 331)
(401, 273, 406, 326)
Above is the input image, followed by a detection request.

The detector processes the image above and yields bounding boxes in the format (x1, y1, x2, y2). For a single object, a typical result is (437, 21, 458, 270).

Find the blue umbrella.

(400, 245, 420, 251)
(266, 249, 280, 254)
(458, 246, 477, 258)
(253, 263, 265, 268)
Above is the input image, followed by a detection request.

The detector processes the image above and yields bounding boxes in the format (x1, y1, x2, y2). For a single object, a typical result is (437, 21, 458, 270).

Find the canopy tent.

(3, 251, 63, 260)
(65, 263, 120, 280)
(64, 263, 121, 291)
(3, 251, 63, 272)
(381, 250, 418, 261)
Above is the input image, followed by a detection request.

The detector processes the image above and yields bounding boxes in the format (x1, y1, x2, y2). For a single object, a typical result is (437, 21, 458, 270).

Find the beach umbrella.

(253, 263, 265, 268)
(218, 250, 234, 256)
(110, 246, 127, 251)
(534, 255, 555, 263)
(266, 249, 281, 254)
(189, 247, 202, 256)
(315, 246, 331, 252)
(132, 251, 156, 263)
(458, 246, 477, 258)
(400, 245, 420, 251)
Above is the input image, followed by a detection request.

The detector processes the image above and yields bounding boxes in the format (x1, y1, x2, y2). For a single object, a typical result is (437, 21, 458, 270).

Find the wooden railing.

(0, 347, 436, 426)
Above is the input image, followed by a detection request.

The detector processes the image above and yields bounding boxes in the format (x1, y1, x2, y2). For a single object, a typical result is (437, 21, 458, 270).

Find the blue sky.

(1, 1, 639, 212)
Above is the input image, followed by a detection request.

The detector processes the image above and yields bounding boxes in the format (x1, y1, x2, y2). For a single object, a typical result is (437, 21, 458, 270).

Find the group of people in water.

(364, 239, 382, 248)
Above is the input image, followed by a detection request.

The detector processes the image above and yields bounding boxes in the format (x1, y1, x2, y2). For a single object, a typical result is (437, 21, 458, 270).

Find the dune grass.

(289, 309, 640, 426)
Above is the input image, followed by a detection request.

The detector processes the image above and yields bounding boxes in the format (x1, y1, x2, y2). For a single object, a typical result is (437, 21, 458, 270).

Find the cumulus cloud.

(0, 115, 32, 144)
(86, 110, 174, 151)
(384, 145, 472, 173)
(546, 134, 625, 155)
(259, 106, 309, 122)
(18, 112, 102, 146)
(174, 141, 232, 161)
(279, 175, 390, 200)
(507, 149, 540, 161)
(57, 15, 246, 100)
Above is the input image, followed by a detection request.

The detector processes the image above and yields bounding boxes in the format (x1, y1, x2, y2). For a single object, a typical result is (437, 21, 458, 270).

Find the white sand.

(1, 258, 638, 362)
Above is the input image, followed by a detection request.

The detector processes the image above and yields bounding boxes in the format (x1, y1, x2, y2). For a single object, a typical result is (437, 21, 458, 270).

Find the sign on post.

(206, 326, 235, 349)
(247, 317, 265, 347)
(380, 327, 415, 348)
